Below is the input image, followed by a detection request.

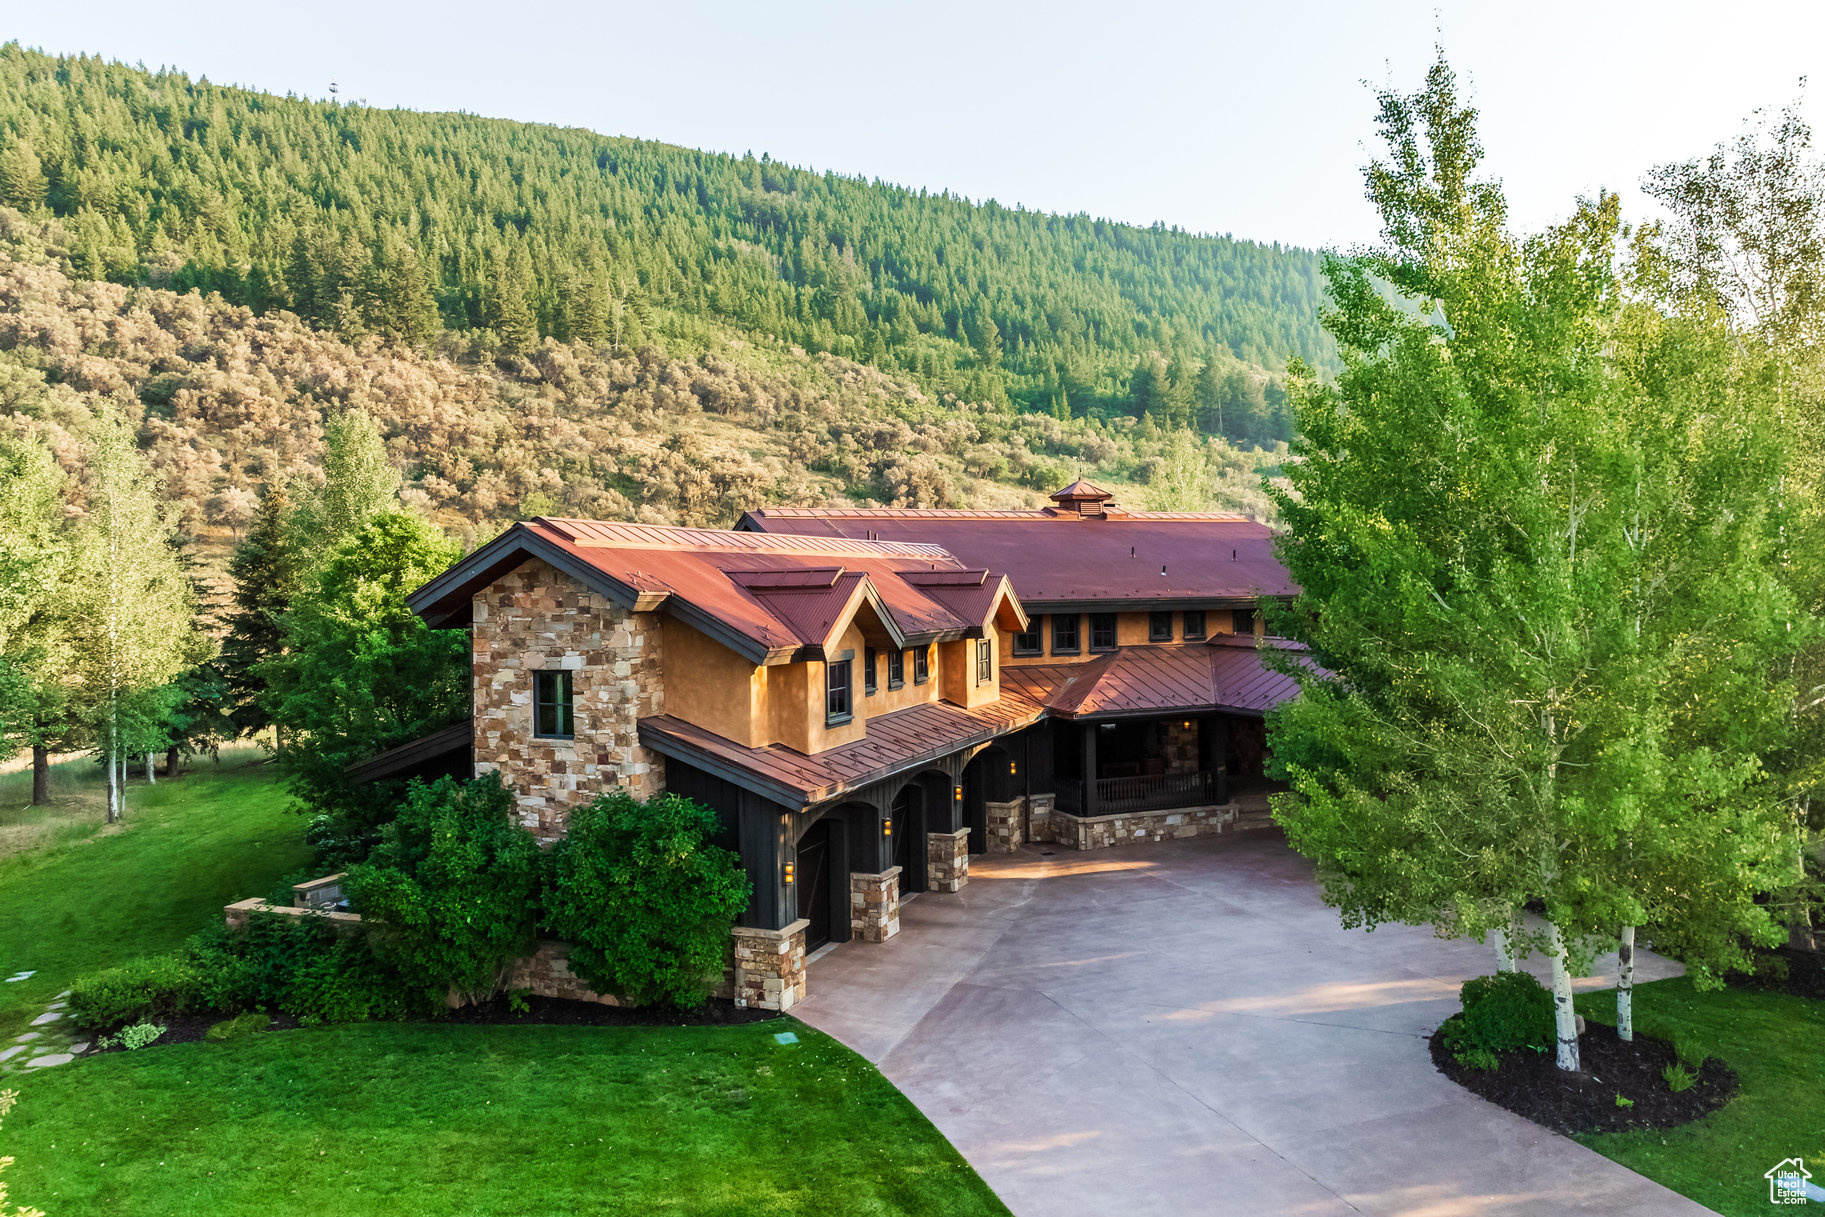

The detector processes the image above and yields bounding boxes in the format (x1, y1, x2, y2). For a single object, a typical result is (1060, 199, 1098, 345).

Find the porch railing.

(1054, 768, 1227, 817)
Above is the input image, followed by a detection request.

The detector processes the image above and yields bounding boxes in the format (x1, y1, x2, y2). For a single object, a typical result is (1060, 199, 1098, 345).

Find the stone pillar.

(1027, 792, 1055, 844)
(1163, 719, 1199, 775)
(927, 828, 971, 892)
(984, 798, 1025, 852)
(731, 919, 809, 1012)
(849, 867, 901, 942)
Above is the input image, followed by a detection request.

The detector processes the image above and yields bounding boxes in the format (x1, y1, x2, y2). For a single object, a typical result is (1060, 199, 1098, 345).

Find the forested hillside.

(0, 210, 1286, 569)
(0, 44, 1327, 430)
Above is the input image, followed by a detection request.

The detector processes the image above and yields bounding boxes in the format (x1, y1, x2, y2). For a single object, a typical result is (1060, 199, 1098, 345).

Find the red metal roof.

(998, 635, 1310, 720)
(638, 686, 1048, 806)
(739, 509, 1295, 607)
(409, 519, 1022, 662)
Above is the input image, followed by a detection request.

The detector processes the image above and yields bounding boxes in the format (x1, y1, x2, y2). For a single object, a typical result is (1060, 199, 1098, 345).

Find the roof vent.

(1049, 477, 1115, 518)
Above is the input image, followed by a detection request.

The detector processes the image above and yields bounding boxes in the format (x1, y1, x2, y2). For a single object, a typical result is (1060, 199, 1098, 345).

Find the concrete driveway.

(794, 829, 1713, 1217)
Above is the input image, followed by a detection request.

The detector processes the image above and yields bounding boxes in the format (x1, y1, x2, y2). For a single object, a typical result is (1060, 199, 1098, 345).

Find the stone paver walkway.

(3, 990, 85, 1073)
(796, 830, 1714, 1217)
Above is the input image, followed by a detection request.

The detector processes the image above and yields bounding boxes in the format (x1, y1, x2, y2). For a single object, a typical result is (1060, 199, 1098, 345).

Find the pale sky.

(10, 1, 1823, 251)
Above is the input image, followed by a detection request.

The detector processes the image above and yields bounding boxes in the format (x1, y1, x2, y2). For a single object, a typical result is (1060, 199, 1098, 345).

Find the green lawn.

(1, 1019, 1006, 1217)
(1575, 976, 1825, 1216)
(0, 751, 312, 1039)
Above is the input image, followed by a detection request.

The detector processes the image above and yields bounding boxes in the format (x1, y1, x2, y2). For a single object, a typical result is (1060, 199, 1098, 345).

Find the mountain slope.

(0, 43, 1331, 420)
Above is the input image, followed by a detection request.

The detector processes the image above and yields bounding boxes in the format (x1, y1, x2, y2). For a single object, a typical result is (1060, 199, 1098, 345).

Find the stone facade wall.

(1048, 803, 1235, 850)
(224, 898, 363, 935)
(850, 867, 901, 942)
(472, 559, 664, 840)
(1163, 720, 1200, 776)
(927, 828, 971, 892)
(504, 939, 624, 1006)
(984, 798, 1025, 852)
(732, 920, 809, 1011)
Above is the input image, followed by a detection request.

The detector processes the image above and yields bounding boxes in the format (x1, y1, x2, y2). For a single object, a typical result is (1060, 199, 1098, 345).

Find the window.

(976, 638, 992, 683)
(826, 659, 853, 724)
(1149, 611, 1174, 642)
(1183, 610, 1206, 641)
(864, 647, 877, 696)
(1089, 613, 1118, 651)
(1012, 620, 1043, 656)
(913, 646, 930, 684)
(1052, 614, 1080, 655)
(534, 670, 574, 739)
(1234, 607, 1257, 636)
(888, 649, 905, 689)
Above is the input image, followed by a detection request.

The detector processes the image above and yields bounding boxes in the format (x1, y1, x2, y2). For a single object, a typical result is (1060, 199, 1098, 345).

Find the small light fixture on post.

(954, 784, 963, 801)
(1008, 761, 1017, 777)
(883, 818, 893, 838)
(1182, 720, 1192, 731)
(784, 861, 795, 885)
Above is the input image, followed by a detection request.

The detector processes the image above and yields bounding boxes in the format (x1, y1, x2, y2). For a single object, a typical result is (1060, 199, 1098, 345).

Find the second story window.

(1183, 610, 1206, 641)
(826, 658, 853, 725)
(1052, 614, 1080, 655)
(1090, 613, 1118, 651)
(888, 649, 905, 689)
(913, 646, 930, 684)
(1234, 607, 1257, 636)
(976, 638, 992, 683)
(1149, 611, 1173, 642)
(534, 670, 574, 739)
(1012, 620, 1043, 656)
(864, 647, 877, 696)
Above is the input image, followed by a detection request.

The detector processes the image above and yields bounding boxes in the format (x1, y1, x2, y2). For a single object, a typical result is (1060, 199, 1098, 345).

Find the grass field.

(0, 748, 313, 1040)
(1575, 977, 1825, 1216)
(0, 757, 1006, 1216)
(0, 1020, 1006, 1217)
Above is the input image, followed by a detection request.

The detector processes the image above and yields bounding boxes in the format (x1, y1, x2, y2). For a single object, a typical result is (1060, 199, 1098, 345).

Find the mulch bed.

(440, 992, 780, 1028)
(85, 1011, 304, 1054)
(1429, 1021, 1736, 1135)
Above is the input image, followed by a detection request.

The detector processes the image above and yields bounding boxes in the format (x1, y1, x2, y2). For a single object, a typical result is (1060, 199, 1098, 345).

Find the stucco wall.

(472, 559, 664, 840)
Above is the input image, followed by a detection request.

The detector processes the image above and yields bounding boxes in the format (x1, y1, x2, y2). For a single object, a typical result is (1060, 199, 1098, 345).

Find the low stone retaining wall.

(1041, 802, 1236, 850)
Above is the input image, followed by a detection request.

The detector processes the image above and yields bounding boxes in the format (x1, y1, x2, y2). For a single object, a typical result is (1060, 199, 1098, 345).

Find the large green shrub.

(343, 774, 542, 1005)
(68, 954, 206, 1031)
(1459, 971, 1554, 1054)
(542, 790, 751, 1008)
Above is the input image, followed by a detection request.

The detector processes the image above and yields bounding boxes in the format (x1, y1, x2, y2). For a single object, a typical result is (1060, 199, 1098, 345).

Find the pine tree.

(486, 243, 538, 357)
(365, 232, 441, 347)
(1192, 358, 1225, 435)
(0, 137, 45, 211)
(222, 482, 303, 739)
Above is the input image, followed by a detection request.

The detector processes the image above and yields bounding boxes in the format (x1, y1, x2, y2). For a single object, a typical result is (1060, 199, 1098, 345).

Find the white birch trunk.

(145, 751, 155, 784)
(105, 699, 119, 823)
(1492, 927, 1513, 973)
(1616, 925, 1635, 1042)
(1546, 921, 1581, 1071)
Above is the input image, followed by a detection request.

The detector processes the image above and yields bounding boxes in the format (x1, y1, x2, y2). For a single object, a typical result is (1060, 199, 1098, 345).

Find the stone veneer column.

(984, 798, 1025, 853)
(731, 920, 809, 1012)
(1164, 719, 1200, 775)
(471, 559, 664, 841)
(1026, 792, 1055, 845)
(926, 827, 971, 892)
(849, 867, 901, 942)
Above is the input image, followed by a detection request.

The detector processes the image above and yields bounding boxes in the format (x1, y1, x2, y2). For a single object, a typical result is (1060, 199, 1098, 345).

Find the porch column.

(1081, 721, 1098, 817)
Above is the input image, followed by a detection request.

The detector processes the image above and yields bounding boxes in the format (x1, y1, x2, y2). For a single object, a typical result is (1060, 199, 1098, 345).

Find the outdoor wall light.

(954, 784, 963, 801)
(1008, 761, 1017, 776)
(883, 819, 893, 837)
(1182, 721, 1192, 730)
(784, 862, 795, 885)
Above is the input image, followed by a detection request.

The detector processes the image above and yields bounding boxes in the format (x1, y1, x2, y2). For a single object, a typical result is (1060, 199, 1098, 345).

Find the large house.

(386, 479, 1302, 1010)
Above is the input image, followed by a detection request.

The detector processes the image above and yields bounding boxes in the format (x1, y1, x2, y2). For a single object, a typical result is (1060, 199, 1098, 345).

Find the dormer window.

(1052, 614, 1080, 655)
(534, 670, 574, 739)
(1183, 610, 1206, 641)
(1149, 611, 1173, 642)
(864, 647, 877, 696)
(1234, 607, 1257, 636)
(976, 638, 992, 683)
(888, 649, 904, 689)
(913, 647, 929, 684)
(826, 658, 853, 725)
(1012, 621, 1042, 656)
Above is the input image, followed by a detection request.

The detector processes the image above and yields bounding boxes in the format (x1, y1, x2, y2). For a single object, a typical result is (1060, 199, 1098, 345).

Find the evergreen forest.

(0, 43, 1326, 437)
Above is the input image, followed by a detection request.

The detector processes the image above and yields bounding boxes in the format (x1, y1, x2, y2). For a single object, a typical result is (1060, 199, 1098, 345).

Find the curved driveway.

(794, 830, 1713, 1217)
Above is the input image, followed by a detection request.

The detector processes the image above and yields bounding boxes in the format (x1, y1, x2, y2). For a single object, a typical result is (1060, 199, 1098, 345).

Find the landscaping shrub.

(69, 954, 205, 1031)
(542, 790, 751, 1008)
(99, 1022, 166, 1051)
(204, 1011, 271, 1042)
(1460, 971, 1554, 1054)
(343, 774, 542, 1006)
(1663, 1062, 1697, 1093)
